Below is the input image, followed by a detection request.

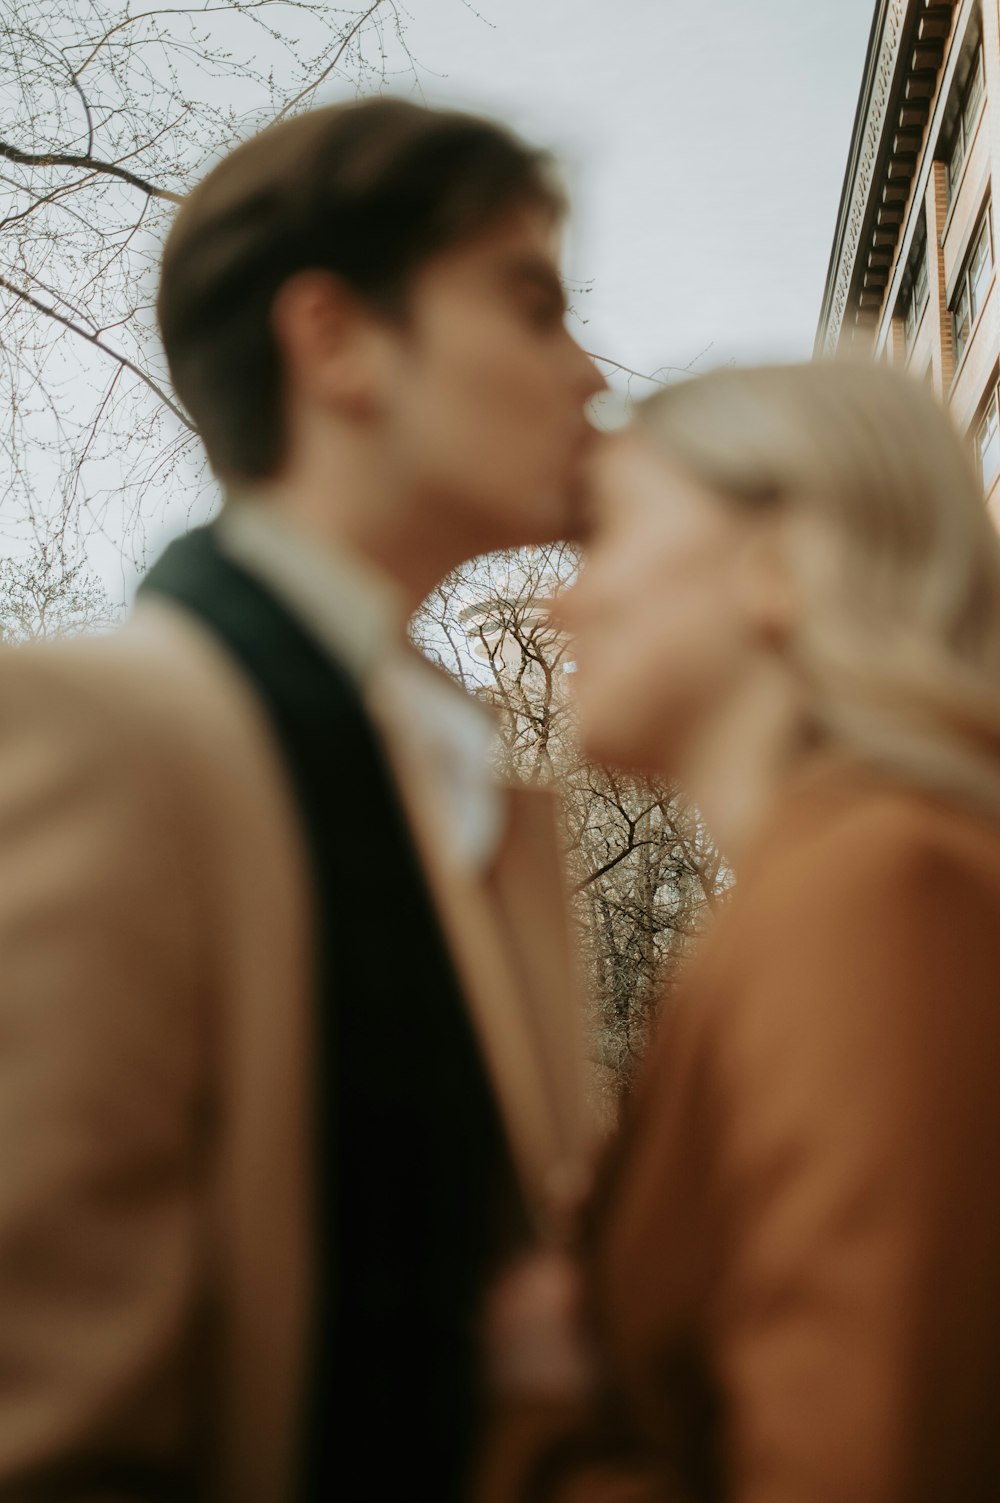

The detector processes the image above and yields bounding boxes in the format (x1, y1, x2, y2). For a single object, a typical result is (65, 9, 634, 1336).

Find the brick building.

(817, 0, 1000, 514)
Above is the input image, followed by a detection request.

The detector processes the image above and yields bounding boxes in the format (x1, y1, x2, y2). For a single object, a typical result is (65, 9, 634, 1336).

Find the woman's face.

(562, 430, 770, 776)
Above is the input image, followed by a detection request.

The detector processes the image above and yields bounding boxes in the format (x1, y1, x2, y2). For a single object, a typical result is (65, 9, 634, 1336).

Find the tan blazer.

(0, 600, 591, 1501)
(482, 763, 1000, 1503)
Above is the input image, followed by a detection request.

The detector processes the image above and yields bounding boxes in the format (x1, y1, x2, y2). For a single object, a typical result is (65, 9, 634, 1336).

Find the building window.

(947, 43, 986, 202)
(903, 242, 929, 348)
(952, 209, 993, 365)
(976, 386, 1000, 491)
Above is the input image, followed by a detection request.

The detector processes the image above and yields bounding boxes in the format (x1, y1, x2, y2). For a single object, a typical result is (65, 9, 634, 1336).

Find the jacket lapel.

(486, 788, 594, 1198)
(374, 716, 594, 1241)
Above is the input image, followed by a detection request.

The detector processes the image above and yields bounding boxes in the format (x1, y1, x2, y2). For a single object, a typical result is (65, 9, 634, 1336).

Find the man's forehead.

(415, 209, 566, 303)
(448, 206, 563, 272)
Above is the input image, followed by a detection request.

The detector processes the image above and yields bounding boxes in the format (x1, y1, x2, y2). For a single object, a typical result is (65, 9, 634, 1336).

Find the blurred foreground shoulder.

(0, 611, 304, 1495)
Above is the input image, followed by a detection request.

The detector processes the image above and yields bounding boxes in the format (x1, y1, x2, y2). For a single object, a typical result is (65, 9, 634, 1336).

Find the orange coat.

(483, 763, 1000, 1503)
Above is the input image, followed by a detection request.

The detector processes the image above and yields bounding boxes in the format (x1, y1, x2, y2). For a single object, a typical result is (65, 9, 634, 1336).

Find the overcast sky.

(133, 0, 880, 584)
(6, 0, 881, 595)
(378, 0, 876, 386)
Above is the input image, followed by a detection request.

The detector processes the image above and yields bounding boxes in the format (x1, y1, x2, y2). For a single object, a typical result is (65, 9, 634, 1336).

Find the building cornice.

(874, 0, 978, 354)
(816, 0, 955, 354)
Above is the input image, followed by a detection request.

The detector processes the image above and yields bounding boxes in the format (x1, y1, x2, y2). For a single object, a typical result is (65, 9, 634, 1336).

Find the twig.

(0, 274, 195, 431)
(0, 141, 183, 203)
(271, 0, 387, 121)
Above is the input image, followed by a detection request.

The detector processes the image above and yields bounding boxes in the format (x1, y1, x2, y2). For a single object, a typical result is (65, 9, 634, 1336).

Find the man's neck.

(239, 462, 465, 616)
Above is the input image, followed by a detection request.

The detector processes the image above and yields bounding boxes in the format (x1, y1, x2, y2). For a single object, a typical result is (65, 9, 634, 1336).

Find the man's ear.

(270, 269, 385, 420)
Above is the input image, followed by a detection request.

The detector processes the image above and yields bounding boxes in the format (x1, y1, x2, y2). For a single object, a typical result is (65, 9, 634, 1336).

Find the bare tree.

(412, 547, 729, 1103)
(0, 0, 696, 566)
(0, 0, 455, 567)
(0, 538, 121, 642)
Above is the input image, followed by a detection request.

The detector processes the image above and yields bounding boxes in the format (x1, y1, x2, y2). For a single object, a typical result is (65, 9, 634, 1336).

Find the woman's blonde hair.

(635, 360, 1000, 816)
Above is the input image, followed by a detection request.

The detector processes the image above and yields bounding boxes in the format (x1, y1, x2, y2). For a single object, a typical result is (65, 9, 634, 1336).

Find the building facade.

(817, 0, 1000, 514)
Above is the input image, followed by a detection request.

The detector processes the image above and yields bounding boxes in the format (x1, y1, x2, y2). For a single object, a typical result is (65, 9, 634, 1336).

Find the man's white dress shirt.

(216, 501, 507, 872)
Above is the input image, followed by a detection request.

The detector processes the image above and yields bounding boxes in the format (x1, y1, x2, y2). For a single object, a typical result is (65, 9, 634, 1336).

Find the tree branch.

(0, 141, 183, 203)
(0, 274, 195, 432)
(586, 354, 671, 387)
(586, 347, 717, 388)
(574, 837, 658, 894)
(271, 0, 388, 122)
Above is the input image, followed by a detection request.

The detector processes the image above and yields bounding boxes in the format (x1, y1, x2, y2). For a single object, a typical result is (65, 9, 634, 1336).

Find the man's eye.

(522, 298, 565, 330)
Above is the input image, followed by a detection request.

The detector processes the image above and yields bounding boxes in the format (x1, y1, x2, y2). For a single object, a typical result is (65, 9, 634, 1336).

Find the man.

(0, 100, 603, 1500)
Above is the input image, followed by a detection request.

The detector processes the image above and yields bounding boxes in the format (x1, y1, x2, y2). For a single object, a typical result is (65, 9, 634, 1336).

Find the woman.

(482, 361, 1000, 1502)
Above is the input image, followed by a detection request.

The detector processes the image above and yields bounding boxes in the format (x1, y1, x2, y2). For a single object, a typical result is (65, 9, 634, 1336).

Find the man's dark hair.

(157, 98, 564, 482)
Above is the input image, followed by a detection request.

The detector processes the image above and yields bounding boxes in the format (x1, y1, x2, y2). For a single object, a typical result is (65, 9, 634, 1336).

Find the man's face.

(379, 207, 605, 552)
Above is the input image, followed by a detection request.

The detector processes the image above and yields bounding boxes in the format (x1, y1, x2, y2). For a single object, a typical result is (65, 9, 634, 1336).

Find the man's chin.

(445, 477, 580, 553)
(557, 465, 599, 544)
(495, 498, 578, 551)
(534, 476, 591, 545)
(579, 721, 664, 779)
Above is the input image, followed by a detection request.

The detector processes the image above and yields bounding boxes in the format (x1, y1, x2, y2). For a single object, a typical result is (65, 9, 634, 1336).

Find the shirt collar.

(215, 499, 406, 685)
